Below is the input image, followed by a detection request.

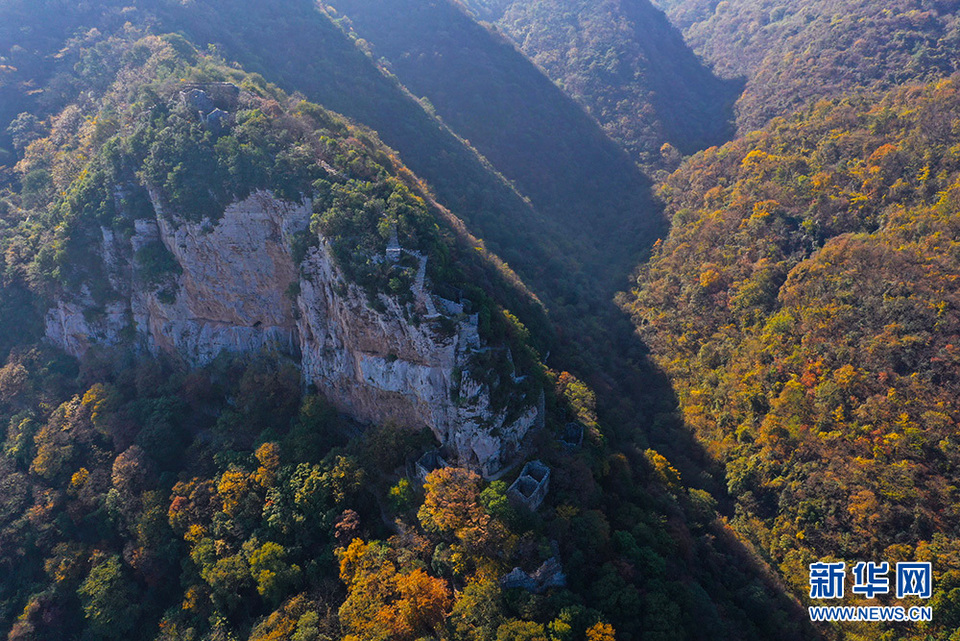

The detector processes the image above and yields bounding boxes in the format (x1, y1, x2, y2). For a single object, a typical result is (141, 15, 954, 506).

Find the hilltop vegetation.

(0, 0, 588, 318)
(625, 78, 960, 638)
(2, 25, 544, 335)
(653, 0, 960, 131)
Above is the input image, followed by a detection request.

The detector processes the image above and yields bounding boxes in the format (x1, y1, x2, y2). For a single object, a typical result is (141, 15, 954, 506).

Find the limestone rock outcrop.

(45, 191, 539, 475)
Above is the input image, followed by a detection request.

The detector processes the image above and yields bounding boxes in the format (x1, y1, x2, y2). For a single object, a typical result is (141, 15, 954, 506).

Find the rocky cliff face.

(45, 191, 539, 475)
(145, 190, 306, 364)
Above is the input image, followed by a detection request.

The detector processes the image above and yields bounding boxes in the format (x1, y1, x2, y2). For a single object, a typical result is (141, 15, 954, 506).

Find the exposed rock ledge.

(45, 191, 539, 475)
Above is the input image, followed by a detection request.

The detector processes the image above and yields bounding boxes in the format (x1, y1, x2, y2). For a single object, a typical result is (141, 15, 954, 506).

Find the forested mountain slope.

(0, 0, 131, 168)
(310, 0, 660, 288)
(0, 4, 818, 640)
(461, 0, 739, 166)
(1, 0, 594, 316)
(652, 0, 960, 131)
(624, 78, 960, 639)
(153, 0, 686, 478)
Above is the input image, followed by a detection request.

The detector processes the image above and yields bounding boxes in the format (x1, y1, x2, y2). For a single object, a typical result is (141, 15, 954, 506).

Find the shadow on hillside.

(154, 0, 816, 634)
(584, 270, 823, 640)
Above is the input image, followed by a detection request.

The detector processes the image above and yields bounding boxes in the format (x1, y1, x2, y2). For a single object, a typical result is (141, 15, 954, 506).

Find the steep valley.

(15, 0, 960, 639)
(460, 0, 740, 166)
(0, 10, 817, 639)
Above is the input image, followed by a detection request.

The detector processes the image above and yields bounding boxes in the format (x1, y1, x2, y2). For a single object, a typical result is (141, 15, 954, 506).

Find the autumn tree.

(248, 594, 335, 641)
(585, 622, 616, 641)
(418, 467, 506, 556)
(338, 538, 451, 641)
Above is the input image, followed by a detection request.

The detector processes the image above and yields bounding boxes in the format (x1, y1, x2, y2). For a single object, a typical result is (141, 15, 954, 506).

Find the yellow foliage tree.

(338, 538, 451, 641)
(586, 621, 616, 641)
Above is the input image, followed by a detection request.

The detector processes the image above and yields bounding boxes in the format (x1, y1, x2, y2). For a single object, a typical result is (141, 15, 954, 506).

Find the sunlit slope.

(653, 0, 960, 132)
(625, 79, 960, 639)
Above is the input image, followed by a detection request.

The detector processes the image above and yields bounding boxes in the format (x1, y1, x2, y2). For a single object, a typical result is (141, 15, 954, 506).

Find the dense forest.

(625, 79, 960, 639)
(0, 5, 817, 640)
(7, 0, 960, 638)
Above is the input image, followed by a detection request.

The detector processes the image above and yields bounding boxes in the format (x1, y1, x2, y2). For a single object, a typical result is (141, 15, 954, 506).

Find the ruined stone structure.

(559, 421, 584, 448)
(507, 460, 550, 510)
(414, 449, 449, 485)
(501, 557, 566, 593)
(180, 85, 238, 133)
(179, 82, 240, 111)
